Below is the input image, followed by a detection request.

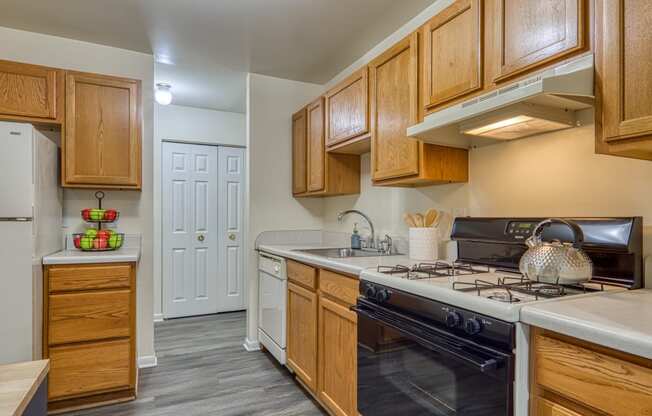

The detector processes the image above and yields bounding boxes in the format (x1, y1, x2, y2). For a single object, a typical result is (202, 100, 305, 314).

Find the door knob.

(228, 233, 236, 241)
(197, 234, 205, 242)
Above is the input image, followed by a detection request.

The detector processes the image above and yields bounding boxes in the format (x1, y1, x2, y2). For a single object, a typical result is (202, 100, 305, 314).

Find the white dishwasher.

(257, 252, 287, 365)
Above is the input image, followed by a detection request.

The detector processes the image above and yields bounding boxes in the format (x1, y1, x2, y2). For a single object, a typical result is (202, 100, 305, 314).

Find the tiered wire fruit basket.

(73, 191, 125, 251)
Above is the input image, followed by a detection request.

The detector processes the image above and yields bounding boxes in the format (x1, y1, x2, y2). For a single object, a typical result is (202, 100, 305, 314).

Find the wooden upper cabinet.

(596, 0, 652, 159)
(307, 97, 326, 192)
(292, 108, 308, 195)
(423, 0, 483, 110)
(64, 71, 142, 189)
(494, 0, 586, 83)
(0, 59, 63, 123)
(325, 67, 369, 147)
(370, 33, 420, 181)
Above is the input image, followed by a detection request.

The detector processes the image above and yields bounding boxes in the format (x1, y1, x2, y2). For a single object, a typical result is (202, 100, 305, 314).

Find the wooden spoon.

(414, 213, 425, 228)
(424, 209, 438, 227)
(403, 213, 416, 228)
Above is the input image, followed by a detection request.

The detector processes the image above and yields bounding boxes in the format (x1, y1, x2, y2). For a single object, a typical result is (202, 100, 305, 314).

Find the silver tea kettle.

(519, 218, 593, 285)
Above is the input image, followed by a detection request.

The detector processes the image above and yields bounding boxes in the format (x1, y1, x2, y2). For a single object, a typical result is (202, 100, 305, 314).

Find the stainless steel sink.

(294, 247, 400, 258)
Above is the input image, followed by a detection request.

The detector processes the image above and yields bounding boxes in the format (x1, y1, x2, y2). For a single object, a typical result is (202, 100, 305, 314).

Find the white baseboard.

(153, 313, 164, 323)
(243, 337, 261, 352)
(138, 355, 158, 368)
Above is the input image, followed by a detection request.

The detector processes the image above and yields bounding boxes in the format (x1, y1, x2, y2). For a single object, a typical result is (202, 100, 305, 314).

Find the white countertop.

(43, 247, 140, 265)
(521, 289, 652, 359)
(257, 244, 415, 277)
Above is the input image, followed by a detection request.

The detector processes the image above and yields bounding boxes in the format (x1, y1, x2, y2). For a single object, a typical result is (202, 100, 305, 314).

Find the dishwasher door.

(258, 253, 287, 364)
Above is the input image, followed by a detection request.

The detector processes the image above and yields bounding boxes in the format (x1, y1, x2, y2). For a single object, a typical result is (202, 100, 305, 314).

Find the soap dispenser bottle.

(351, 223, 361, 249)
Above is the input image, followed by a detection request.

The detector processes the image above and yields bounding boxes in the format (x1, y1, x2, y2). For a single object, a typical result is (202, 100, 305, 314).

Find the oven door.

(354, 299, 514, 416)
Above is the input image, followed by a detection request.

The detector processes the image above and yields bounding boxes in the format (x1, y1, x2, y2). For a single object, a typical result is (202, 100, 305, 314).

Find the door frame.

(156, 139, 247, 321)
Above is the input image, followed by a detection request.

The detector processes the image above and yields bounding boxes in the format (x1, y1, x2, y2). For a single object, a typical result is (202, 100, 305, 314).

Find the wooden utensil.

(424, 209, 438, 227)
(403, 213, 417, 228)
(415, 213, 425, 228)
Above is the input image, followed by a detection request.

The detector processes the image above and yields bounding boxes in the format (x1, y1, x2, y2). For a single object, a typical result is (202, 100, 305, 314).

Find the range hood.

(407, 54, 595, 148)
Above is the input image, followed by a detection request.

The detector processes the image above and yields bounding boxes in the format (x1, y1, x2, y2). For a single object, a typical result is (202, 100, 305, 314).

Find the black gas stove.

(356, 217, 643, 416)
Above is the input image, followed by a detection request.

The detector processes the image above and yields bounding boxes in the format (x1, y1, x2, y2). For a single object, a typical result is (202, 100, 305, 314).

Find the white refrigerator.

(0, 121, 62, 364)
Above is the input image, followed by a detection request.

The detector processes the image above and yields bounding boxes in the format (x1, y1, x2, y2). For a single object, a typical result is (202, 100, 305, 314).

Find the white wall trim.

(243, 337, 261, 352)
(138, 355, 158, 369)
(153, 313, 164, 323)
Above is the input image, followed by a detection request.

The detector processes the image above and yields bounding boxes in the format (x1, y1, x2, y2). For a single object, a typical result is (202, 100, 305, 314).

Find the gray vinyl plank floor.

(66, 312, 325, 416)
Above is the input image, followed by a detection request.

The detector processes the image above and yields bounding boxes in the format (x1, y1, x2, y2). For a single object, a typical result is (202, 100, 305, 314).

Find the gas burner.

(378, 261, 489, 280)
(487, 291, 521, 303)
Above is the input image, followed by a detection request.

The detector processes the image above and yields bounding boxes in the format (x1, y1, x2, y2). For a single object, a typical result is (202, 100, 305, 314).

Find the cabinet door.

(64, 72, 141, 189)
(423, 0, 482, 110)
(494, 0, 586, 82)
(287, 282, 318, 392)
(535, 397, 582, 416)
(48, 339, 132, 400)
(370, 32, 420, 181)
(318, 296, 357, 416)
(601, 0, 652, 143)
(306, 97, 325, 192)
(325, 67, 369, 147)
(0, 60, 62, 122)
(292, 108, 308, 195)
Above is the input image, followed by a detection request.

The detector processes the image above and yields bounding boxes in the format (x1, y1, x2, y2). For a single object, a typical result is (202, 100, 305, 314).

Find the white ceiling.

(0, 0, 435, 113)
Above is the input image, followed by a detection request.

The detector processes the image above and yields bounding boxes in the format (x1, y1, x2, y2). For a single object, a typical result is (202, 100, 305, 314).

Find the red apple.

(96, 230, 110, 240)
(81, 208, 92, 221)
(104, 209, 117, 221)
(94, 238, 108, 249)
(73, 234, 82, 248)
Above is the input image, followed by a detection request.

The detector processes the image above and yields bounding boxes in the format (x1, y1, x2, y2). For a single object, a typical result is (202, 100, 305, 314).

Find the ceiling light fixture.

(155, 83, 173, 105)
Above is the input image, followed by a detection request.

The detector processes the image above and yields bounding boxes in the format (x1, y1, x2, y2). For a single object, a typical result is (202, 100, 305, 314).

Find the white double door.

(162, 142, 245, 318)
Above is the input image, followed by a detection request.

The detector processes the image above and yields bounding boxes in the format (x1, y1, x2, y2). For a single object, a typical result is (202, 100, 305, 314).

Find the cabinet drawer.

(48, 290, 131, 345)
(48, 339, 132, 400)
(287, 260, 317, 290)
(534, 397, 582, 416)
(319, 269, 359, 306)
(48, 264, 132, 292)
(533, 333, 652, 415)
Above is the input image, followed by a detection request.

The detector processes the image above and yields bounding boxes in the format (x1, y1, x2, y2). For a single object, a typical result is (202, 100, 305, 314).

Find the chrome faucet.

(337, 210, 375, 249)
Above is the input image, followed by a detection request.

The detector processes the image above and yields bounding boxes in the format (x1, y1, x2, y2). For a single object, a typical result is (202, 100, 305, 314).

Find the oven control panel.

(506, 221, 536, 240)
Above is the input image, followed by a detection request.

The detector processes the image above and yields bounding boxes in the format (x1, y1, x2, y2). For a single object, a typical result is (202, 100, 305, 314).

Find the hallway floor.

(67, 312, 325, 416)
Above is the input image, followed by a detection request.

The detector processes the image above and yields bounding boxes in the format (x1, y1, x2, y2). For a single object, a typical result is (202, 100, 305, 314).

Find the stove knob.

(364, 285, 377, 299)
(464, 318, 482, 335)
(445, 311, 462, 328)
(376, 289, 391, 303)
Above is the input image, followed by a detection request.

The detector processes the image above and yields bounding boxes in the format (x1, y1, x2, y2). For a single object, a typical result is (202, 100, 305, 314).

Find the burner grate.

(378, 261, 489, 280)
(453, 275, 604, 302)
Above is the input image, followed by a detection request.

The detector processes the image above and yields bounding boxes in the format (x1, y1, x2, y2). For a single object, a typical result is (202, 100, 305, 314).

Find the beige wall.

(245, 73, 324, 345)
(322, 120, 652, 258)
(0, 26, 156, 364)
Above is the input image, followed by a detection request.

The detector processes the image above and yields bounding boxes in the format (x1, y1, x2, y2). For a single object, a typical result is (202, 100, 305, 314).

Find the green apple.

(85, 228, 98, 238)
(80, 236, 93, 250)
(108, 234, 123, 249)
(90, 209, 105, 221)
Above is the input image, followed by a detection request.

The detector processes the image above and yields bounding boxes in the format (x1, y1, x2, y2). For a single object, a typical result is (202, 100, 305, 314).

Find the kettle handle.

(532, 218, 585, 249)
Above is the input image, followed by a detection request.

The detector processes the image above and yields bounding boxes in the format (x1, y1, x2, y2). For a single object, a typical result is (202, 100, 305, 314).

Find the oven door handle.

(352, 304, 508, 374)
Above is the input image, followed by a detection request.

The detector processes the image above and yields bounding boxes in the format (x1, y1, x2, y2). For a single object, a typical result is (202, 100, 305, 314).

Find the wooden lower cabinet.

(43, 262, 137, 413)
(286, 262, 360, 416)
(535, 397, 583, 416)
(318, 296, 357, 416)
(530, 328, 652, 416)
(287, 281, 319, 391)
